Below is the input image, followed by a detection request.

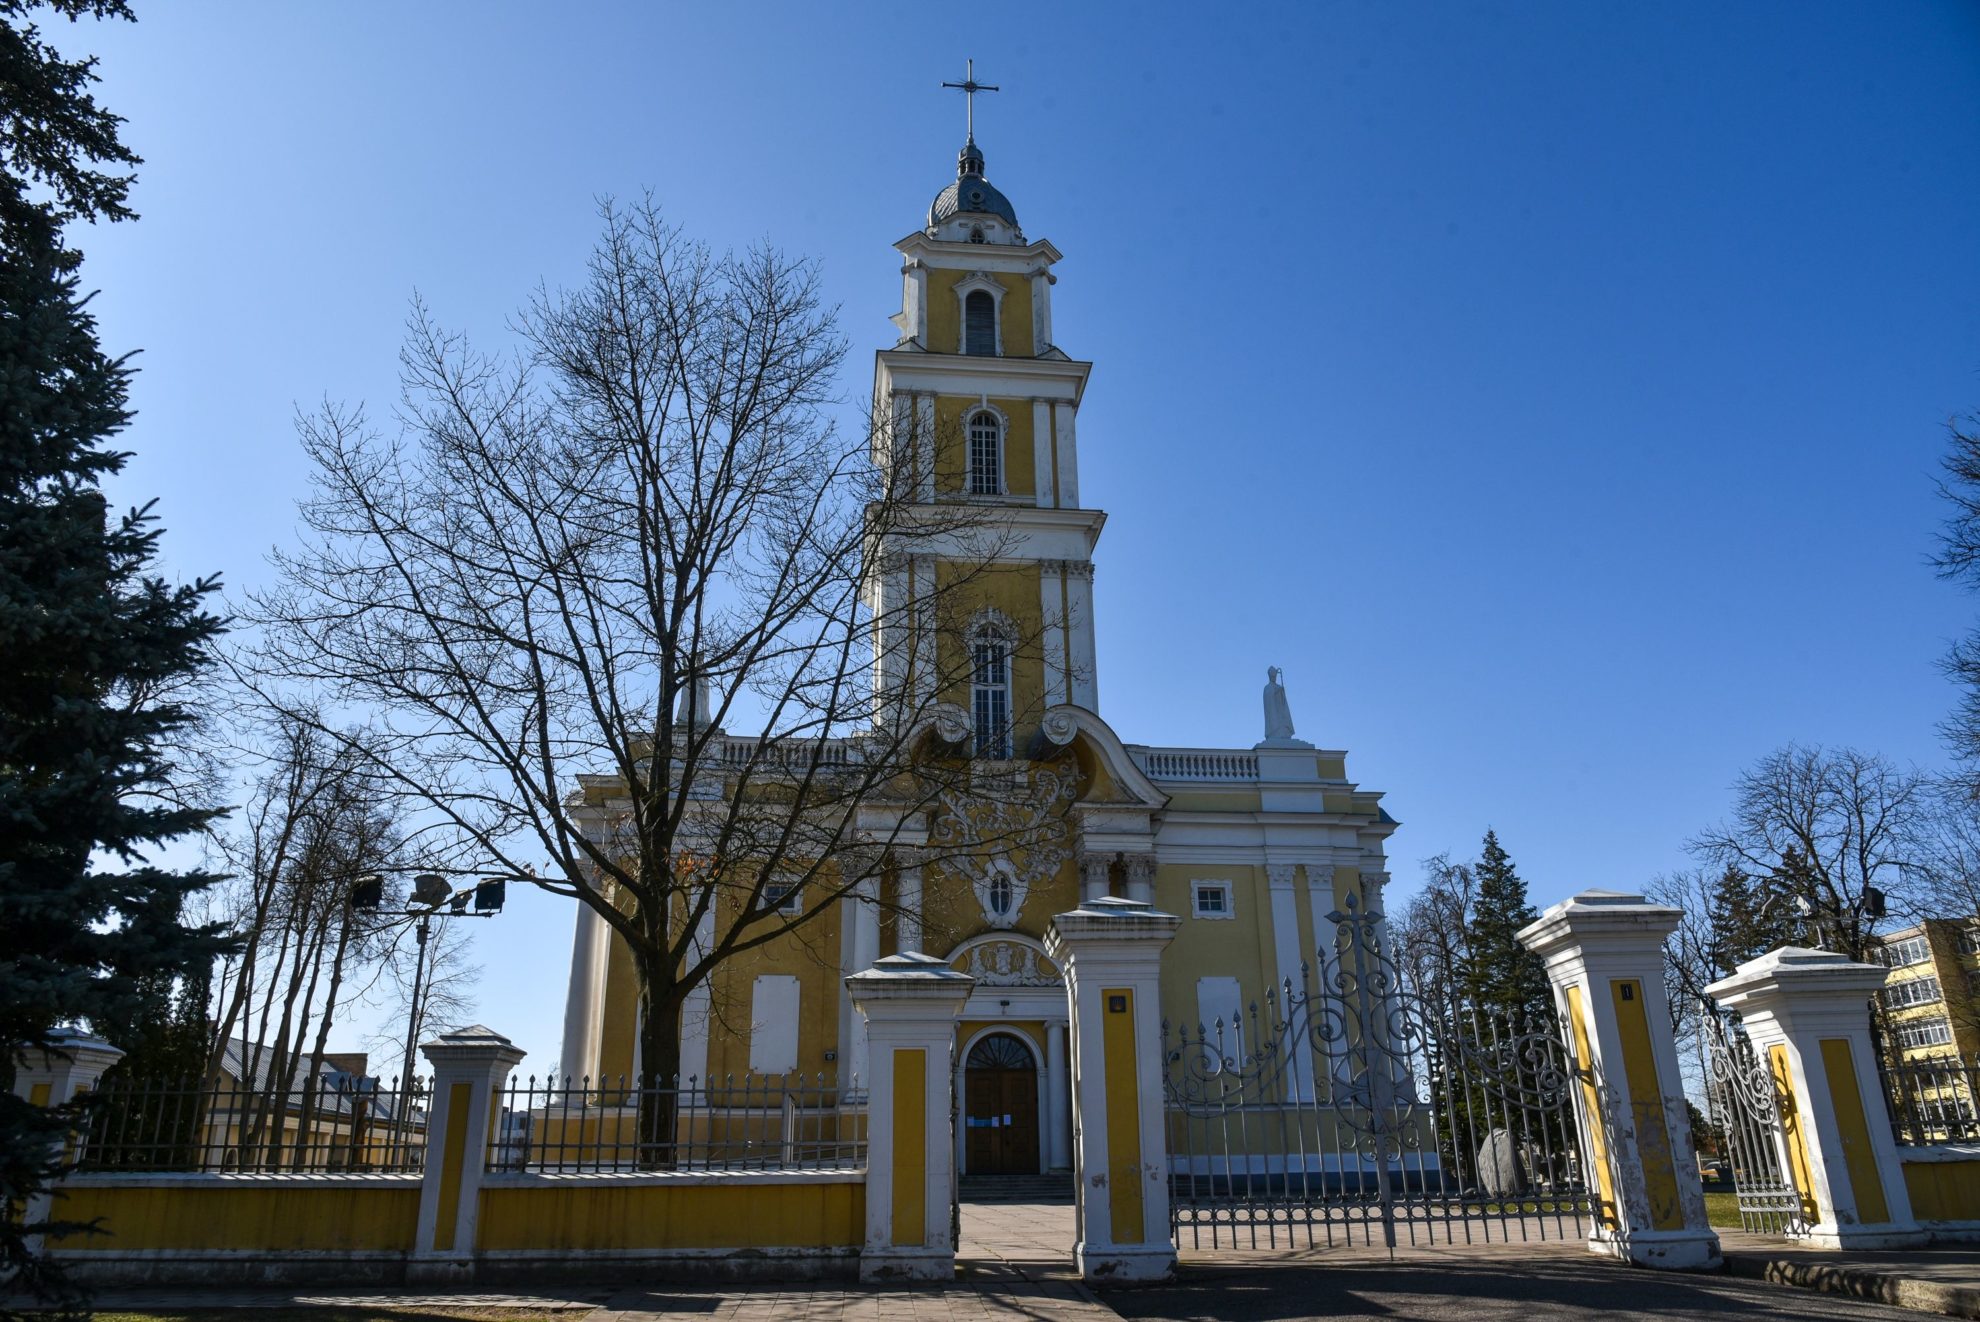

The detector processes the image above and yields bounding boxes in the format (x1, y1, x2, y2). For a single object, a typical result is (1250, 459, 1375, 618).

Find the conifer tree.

(1, 1, 229, 1303)
(1463, 829, 1552, 1026)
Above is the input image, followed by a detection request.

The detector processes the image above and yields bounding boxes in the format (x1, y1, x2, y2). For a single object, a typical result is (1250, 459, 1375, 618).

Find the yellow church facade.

(556, 129, 1398, 1178)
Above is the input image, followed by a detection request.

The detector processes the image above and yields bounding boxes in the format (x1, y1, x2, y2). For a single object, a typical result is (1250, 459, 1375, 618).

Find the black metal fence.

(75, 1072, 430, 1173)
(1883, 1052, 1979, 1145)
(489, 1073, 865, 1173)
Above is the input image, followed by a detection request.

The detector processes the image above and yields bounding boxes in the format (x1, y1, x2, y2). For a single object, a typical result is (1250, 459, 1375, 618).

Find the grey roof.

(929, 138, 1019, 230)
(217, 1037, 411, 1122)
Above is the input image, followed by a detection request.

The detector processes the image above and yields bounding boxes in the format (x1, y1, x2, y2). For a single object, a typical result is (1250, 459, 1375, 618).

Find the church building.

(558, 110, 1398, 1179)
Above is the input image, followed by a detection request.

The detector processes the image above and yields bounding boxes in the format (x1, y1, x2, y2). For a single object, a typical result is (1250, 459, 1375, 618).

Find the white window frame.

(762, 875, 802, 914)
(1882, 975, 1942, 1009)
(1191, 879, 1235, 920)
(1878, 934, 1932, 967)
(1894, 1016, 1955, 1050)
(953, 271, 1004, 358)
(965, 405, 1006, 497)
(969, 617, 1013, 760)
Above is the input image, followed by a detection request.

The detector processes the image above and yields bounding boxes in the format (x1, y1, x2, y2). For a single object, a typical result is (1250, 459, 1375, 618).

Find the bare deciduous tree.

(1690, 744, 1926, 964)
(246, 200, 1056, 1151)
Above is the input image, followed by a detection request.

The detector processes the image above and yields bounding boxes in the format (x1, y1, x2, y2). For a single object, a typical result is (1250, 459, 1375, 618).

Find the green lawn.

(1704, 1189, 1743, 1229)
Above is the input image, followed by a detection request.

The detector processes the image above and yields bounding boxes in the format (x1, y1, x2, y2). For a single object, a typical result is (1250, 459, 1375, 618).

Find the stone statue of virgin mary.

(1258, 666, 1311, 749)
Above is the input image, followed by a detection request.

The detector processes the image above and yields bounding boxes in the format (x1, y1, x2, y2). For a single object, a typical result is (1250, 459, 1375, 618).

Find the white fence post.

(847, 952, 973, 1282)
(1706, 947, 1925, 1248)
(1047, 896, 1181, 1284)
(411, 1025, 526, 1282)
(1519, 890, 1721, 1269)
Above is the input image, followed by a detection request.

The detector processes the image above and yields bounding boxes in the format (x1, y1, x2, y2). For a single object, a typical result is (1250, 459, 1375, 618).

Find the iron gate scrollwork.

(1163, 897, 1595, 1250)
(1700, 1001, 1811, 1238)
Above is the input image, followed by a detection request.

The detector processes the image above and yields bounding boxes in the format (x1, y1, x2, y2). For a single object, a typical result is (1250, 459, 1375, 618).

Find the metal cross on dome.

(941, 58, 999, 141)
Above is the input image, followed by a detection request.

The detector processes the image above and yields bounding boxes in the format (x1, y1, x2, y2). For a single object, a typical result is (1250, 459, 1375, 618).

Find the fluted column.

(896, 851, 925, 954)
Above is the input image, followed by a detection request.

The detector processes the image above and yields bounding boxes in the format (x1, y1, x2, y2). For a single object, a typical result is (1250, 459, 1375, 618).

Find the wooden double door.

(963, 1034, 1039, 1174)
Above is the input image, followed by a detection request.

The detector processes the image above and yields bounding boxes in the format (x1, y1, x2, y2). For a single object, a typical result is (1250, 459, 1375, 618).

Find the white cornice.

(874, 350, 1091, 407)
(895, 232, 1063, 269)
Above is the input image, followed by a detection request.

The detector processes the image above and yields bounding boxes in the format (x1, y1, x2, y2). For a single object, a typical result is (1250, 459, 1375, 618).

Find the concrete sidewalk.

(1719, 1231, 1980, 1319)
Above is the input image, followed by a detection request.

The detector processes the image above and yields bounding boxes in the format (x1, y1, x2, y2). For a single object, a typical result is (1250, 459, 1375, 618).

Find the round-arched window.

(967, 1033, 1034, 1071)
(989, 872, 1014, 916)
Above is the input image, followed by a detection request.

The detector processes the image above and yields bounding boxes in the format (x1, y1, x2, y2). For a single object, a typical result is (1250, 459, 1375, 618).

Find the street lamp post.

(350, 869, 521, 1092)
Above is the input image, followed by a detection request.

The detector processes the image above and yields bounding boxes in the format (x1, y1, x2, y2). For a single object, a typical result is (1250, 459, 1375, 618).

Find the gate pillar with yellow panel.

(1047, 896, 1180, 1284)
(847, 952, 974, 1282)
(1519, 890, 1721, 1269)
(411, 1025, 526, 1282)
(1706, 947, 1926, 1249)
(11, 1029, 124, 1260)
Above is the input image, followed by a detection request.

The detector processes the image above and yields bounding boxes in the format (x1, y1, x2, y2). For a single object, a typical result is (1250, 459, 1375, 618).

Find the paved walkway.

(41, 1202, 1980, 1320)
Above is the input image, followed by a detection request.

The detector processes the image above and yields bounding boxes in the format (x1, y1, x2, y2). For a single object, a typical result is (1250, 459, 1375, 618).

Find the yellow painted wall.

(49, 1182, 419, 1253)
(932, 396, 1036, 498)
(702, 902, 845, 1082)
(925, 270, 1033, 358)
(1819, 1037, 1891, 1224)
(477, 1180, 863, 1251)
(1903, 1158, 1980, 1221)
(933, 561, 1047, 744)
(1155, 864, 1276, 1038)
(1102, 987, 1144, 1244)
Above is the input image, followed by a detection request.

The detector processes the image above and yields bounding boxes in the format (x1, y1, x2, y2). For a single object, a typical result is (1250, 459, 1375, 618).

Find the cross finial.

(941, 58, 999, 144)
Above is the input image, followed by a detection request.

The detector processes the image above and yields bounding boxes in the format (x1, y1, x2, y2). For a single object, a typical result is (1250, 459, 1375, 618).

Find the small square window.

(1192, 881, 1234, 920)
(763, 878, 801, 913)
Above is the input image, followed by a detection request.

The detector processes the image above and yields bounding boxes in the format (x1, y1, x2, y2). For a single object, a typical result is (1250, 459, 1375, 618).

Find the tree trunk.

(635, 976, 686, 1170)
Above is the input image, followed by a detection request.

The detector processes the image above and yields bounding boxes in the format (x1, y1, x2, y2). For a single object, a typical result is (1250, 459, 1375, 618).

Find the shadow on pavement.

(1099, 1257, 1930, 1322)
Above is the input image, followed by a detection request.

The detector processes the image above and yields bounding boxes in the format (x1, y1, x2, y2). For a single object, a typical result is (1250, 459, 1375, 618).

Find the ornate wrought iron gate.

(1163, 899, 1594, 1250)
(1701, 1004, 1811, 1237)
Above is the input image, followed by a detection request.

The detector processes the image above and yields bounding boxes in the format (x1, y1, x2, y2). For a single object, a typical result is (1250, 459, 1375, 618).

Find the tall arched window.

(971, 625, 1011, 759)
(964, 290, 996, 356)
(967, 410, 1002, 496)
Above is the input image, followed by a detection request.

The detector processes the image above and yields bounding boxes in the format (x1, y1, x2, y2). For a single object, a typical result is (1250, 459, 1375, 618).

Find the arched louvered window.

(967, 1032, 1035, 1071)
(971, 625, 1011, 759)
(967, 410, 1002, 496)
(964, 289, 997, 356)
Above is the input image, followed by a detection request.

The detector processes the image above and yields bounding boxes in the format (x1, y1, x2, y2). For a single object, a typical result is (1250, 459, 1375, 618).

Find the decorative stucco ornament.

(930, 765, 1076, 930)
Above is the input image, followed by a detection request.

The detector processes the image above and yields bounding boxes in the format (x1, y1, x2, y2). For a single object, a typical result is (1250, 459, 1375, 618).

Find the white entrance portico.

(947, 933, 1072, 1175)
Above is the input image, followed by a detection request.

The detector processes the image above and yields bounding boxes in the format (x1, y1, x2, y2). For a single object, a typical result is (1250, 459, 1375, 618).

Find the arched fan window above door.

(966, 1033, 1035, 1071)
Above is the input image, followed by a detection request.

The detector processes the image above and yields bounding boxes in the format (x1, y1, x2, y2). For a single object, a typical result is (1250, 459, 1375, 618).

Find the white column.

(1040, 561, 1069, 708)
(1706, 947, 1924, 1248)
(413, 1026, 527, 1283)
(1029, 265, 1054, 353)
(1031, 399, 1055, 507)
(1055, 402, 1080, 507)
(1123, 854, 1156, 905)
(558, 896, 610, 1082)
(1066, 563, 1098, 711)
(897, 858, 924, 954)
(846, 874, 882, 1088)
(1047, 896, 1182, 1283)
(1079, 851, 1113, 903)
(1046, 1020, 1072, 1171)
(848, 953, 974, 1282)
(1267, 866, 1316, 1102)
(678, 906, 715, 1085)
(1519, 891, 1721, 1270)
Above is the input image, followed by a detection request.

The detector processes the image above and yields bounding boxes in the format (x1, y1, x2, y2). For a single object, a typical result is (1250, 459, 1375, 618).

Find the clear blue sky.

(73, 2, 1980, 1069)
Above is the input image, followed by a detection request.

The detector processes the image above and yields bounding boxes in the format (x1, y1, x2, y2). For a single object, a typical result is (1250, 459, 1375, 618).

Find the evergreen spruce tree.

(1463, 829, 1552, 1027)
(1, 2, 230, 1304)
